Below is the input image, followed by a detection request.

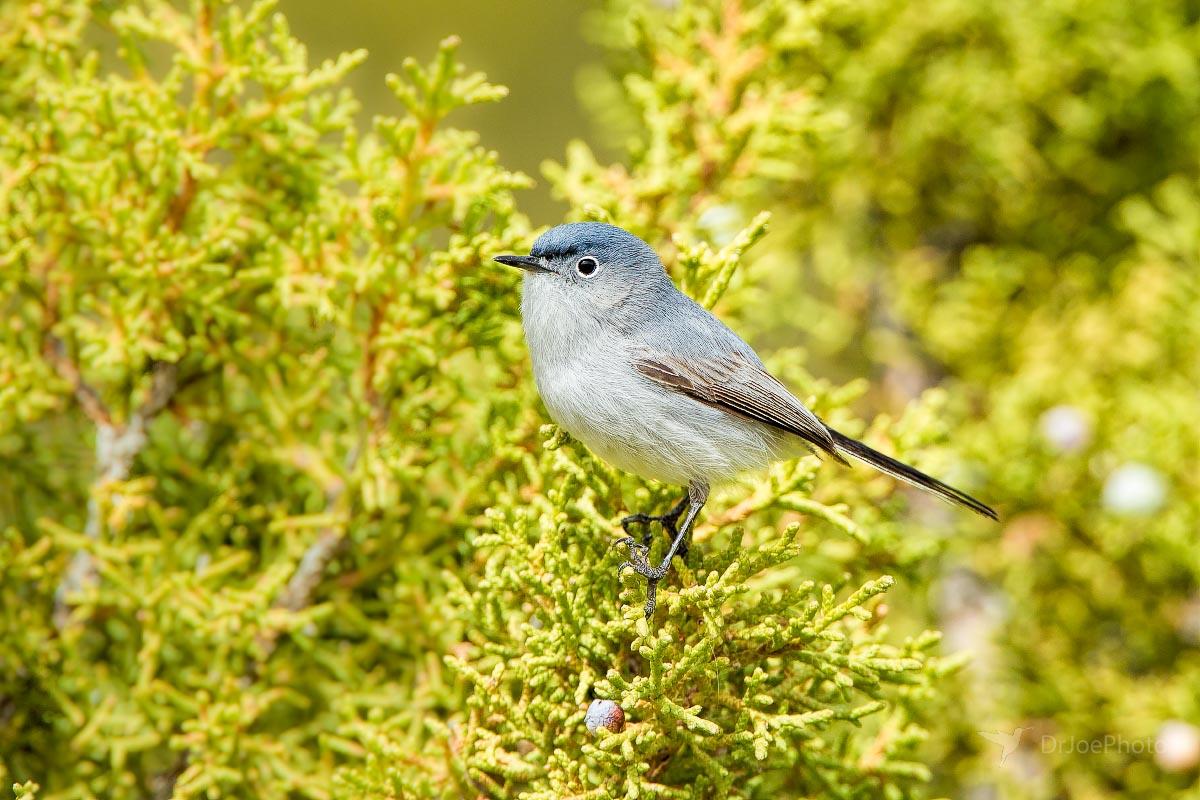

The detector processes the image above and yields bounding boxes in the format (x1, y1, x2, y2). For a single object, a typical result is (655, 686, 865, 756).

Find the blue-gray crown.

(529, 222, 658, 265)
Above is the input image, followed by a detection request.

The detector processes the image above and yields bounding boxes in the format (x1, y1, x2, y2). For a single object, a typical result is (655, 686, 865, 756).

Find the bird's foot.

(613, 537, 671, 618)
(620, 497, 689, 559)
(613, 486, 707, 620)
(613, 537, 669, 581)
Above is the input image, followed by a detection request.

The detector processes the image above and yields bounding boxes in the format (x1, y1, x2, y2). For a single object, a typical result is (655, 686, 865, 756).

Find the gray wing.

(627, 291, 841, 460)
(631, 348, 844, 461)
(626, 293, 996, 519)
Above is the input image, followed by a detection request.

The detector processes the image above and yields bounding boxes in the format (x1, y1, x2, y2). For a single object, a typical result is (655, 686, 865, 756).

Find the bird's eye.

(575, 256, 599, 277)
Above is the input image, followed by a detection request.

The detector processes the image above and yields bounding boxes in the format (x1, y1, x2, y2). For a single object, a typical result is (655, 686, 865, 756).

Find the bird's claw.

(617, 556, 663, 619)
(614, 537, 651, 579)
(615, 498, 693, 619)
(618, 514, 689, 560)
(617, 552, 667, 581)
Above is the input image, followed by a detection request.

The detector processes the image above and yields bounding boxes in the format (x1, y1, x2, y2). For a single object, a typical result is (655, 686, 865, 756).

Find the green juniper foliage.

(3, 0, 1198, 799)
(2, 0, 528, 795)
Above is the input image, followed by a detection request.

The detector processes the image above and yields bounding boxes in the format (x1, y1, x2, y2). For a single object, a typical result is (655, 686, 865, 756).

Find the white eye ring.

(575, 256, 599, 276)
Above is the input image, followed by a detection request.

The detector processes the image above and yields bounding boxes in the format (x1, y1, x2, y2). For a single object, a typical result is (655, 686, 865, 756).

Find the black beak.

(493, 254, 551, 273)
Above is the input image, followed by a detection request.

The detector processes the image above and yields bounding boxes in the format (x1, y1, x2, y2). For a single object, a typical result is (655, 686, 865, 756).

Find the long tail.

(828, 429, 998, 520)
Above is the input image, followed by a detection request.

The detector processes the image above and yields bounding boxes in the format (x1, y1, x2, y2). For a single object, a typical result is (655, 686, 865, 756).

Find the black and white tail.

(829, 429, 998, 520)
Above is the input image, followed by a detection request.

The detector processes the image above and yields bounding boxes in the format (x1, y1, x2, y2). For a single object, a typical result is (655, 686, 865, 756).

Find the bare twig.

(273, 527, 347, 614)
(43, 336, 112, 428)
(255, 441, 359, 658)
(53, 363, 179, 628)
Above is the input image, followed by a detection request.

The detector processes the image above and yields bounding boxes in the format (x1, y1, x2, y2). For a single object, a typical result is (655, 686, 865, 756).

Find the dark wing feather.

(828, 430, 998, 520)
(632, 349, 998, 519)
(632, 350, 845, 462)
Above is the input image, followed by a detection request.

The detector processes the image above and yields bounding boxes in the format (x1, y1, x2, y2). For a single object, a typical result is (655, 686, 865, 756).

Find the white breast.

(521, 276, 796, 487)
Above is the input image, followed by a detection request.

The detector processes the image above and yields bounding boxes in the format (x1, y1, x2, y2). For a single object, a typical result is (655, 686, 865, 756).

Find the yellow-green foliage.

(1, 0, 528, 795)
(2, 1, 1198, 799)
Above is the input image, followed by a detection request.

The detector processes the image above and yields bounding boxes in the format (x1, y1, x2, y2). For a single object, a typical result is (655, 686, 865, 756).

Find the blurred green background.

(280, 0, 605, 219)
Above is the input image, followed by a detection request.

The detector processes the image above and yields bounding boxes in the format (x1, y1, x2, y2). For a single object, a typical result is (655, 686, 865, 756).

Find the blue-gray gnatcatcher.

(496, 222, 996, 617)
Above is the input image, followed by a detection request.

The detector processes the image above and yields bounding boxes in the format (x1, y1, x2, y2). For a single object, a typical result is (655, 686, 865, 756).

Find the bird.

(977, 727, 1030, 765)
(495, 222, 996, 617)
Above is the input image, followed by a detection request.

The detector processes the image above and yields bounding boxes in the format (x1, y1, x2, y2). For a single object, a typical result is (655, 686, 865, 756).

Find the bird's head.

(494, 222, 673, 320)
